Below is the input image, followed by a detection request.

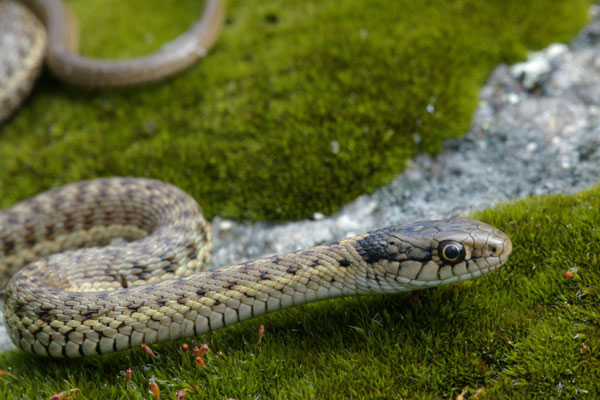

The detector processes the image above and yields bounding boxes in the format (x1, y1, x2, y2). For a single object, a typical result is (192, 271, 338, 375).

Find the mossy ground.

(2, 182, 600, 398)
(0, 0, 594, 220)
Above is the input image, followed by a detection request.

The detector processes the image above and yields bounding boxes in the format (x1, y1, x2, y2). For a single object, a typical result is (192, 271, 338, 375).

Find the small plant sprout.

(150, 379, 160, 399)
(193, 344, 209, 366)
(141, 343, 159, 359)
(565, 267, 578, 279)
(0, 369, 17, 379)
(199, 343, 209, 358)
(565, 270, 573, 279)
(256, 324, 265, 347)
(194, 344, 209, 358)
(49, 388, 80, 400)
(125, 368, 132, 387)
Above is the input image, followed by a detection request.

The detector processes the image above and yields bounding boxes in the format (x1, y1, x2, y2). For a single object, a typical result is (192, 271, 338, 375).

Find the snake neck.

(194, 237, 386, 314)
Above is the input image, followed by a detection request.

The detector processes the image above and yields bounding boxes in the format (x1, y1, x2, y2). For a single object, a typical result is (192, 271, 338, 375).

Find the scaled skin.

(2, 178, 511, 358)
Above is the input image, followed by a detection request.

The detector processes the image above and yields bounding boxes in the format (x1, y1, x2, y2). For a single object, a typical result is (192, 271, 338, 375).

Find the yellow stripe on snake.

(1, 178, 512, 358)
(0, 0, 225, 123)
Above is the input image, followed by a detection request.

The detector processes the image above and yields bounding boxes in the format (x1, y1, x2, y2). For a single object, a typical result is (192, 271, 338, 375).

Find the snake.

(0, 0, 225, 123)
(1, 178, 513, 358)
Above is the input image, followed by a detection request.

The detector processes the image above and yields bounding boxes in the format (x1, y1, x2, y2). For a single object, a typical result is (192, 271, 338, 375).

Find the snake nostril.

(489, 246, 497, 255)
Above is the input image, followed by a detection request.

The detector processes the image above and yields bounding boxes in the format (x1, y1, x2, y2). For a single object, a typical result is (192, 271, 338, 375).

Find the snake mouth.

(484, 227, 512, 265)
(498, 233, 512, 264)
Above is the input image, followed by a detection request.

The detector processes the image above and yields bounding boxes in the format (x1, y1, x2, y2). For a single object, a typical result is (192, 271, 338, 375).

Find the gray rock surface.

(3, 7, 600, 354)
(210, 9, 600, 269)
(510, 43, 569, 90)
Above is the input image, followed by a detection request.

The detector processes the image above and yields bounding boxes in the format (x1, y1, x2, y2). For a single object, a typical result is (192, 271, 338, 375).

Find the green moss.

(0, 0, 594, 220)
(2, 184, 600, 398)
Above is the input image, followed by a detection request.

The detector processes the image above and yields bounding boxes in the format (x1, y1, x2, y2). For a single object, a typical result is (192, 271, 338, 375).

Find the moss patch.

(0, 0, 594, 220)
(2, 184, 600, 398)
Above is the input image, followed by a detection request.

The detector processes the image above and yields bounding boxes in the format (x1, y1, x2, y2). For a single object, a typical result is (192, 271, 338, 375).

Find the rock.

(510, 43, 568, 90)
(208, 7, 600, 269)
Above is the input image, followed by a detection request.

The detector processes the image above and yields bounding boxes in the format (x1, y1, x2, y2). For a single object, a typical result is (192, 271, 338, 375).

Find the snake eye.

(438, 240, 465, 265)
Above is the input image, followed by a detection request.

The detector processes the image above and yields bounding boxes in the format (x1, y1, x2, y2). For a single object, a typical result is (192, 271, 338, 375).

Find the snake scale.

(1, 178, 512, 358)
(0, 0, 225, 123)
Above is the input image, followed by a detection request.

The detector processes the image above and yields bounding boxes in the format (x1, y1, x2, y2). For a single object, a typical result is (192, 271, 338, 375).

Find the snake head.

(354, 218, 512, 291)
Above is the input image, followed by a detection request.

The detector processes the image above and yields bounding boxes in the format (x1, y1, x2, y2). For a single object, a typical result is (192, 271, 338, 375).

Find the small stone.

(218, 220, 234, 231)
(330, 140, 340, 154)
(313, 212, 325, 221)
(511, 43, 567, 90)
(505, 93, 520, 104)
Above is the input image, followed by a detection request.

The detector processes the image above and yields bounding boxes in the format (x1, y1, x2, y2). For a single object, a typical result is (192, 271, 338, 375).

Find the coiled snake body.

(1, 178, 512, 358)
(0, 0, 225, 123)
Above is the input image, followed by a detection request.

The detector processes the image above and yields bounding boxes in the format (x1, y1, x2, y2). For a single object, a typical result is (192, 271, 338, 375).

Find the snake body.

(0, 0, 225, 123)
(0, 1, 46, 123)
(1, 178, 512, 358)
